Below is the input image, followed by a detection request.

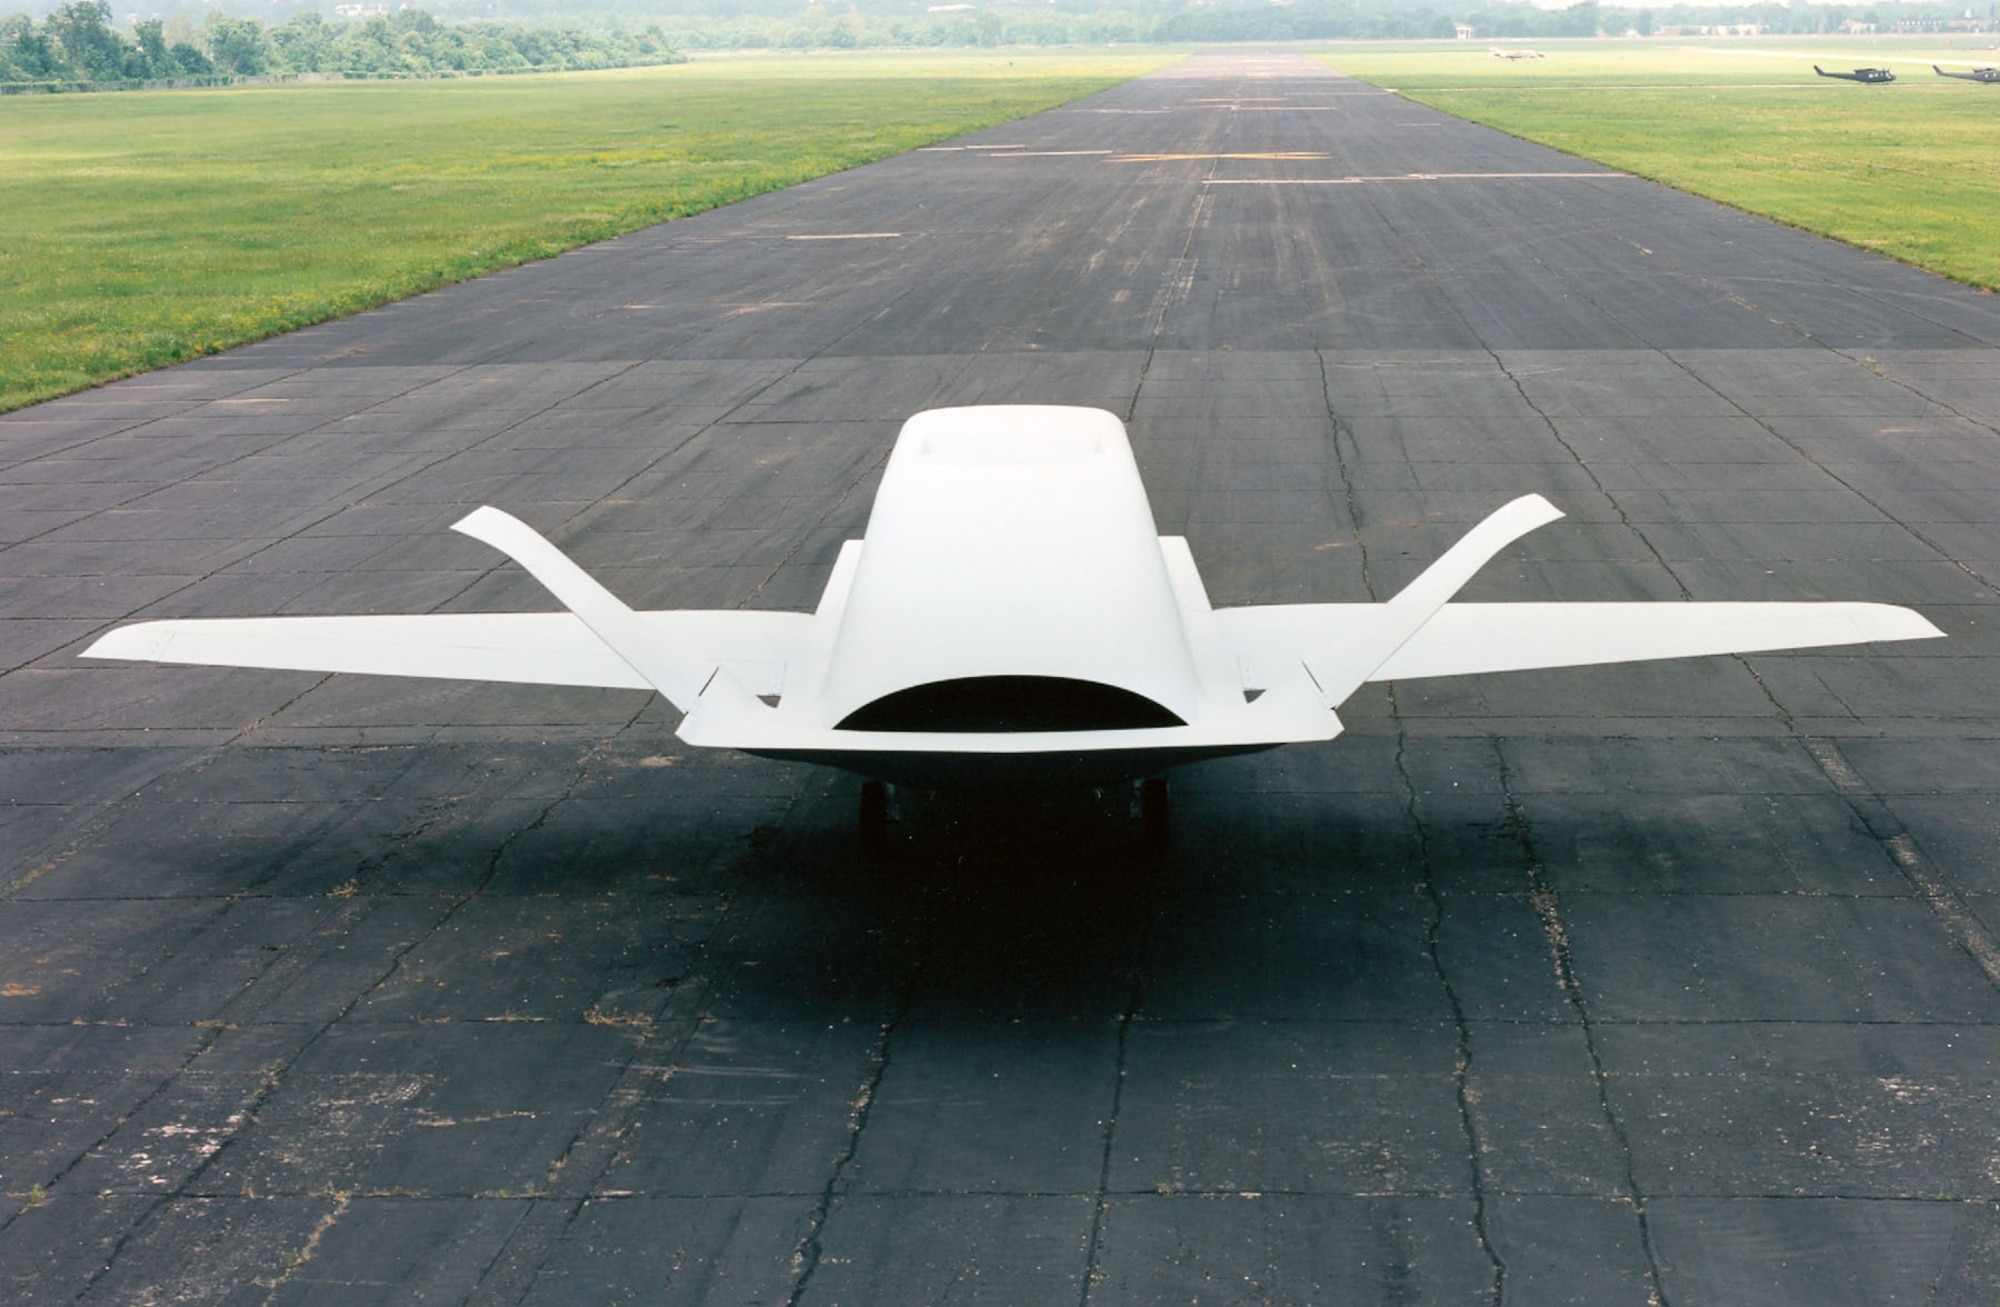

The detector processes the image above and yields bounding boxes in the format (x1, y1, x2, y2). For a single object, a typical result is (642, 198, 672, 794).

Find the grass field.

(0, 50, 1177, 412)
(1323, 40, 2000, 291)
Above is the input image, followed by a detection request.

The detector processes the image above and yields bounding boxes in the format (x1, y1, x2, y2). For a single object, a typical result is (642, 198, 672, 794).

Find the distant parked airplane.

(87, 407, 1943, 841)
(1815, 65, 1896, 82)
(1934, 64, 2000, 82)
(1490, 47, 1544, 59)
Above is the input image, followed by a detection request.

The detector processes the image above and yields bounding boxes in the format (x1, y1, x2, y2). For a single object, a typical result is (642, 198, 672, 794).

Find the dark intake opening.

(836, 676, 1185, 733)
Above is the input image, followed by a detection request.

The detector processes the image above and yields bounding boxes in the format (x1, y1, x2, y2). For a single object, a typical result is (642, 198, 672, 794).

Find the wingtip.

(1817, 603, 1945, 645)
(450, 505, 513, 539)
(82, 622, 171, 661)
(1883, 606, 1947, 642)
(1512, 492, 1564, 523)
(1482, 493, 1563, 535)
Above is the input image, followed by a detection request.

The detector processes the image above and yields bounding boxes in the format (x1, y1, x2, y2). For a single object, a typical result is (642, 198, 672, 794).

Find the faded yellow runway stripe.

(1110, 151, 1331, 162)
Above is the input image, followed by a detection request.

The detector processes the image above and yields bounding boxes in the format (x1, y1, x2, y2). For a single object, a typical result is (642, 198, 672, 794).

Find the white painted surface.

(84, 406, 1946, 778)
(816, 406, 1203, 729)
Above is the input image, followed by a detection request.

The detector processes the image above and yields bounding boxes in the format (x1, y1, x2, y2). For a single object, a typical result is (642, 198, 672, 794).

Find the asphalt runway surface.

(2, 50, 1995, 1305)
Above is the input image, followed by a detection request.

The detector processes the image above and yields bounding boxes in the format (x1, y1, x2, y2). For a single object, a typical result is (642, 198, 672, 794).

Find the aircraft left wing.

(83, 610, 808, 698)
(85, 612, 645, 690)
(84, 507, 811, 707)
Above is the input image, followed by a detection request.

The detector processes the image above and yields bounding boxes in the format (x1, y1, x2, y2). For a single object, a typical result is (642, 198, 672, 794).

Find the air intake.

(836, 676, 1185, 734)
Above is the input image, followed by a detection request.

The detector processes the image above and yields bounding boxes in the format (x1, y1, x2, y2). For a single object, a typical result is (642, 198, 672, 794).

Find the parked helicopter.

(1815, 65, 1896, 83)
(1934, 64, 2000, 82)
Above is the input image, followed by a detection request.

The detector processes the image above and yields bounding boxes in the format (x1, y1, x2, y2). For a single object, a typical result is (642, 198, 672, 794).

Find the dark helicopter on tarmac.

(1934, 64, 2000, 82)
(1815, 65, 1896, 82)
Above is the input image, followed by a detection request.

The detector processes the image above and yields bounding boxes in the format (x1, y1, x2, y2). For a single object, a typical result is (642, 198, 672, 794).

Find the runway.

(1, 50, 1994, 1303)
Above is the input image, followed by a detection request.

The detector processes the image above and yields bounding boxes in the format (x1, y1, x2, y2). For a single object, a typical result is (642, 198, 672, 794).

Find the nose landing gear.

(854, 775, 1171, 850)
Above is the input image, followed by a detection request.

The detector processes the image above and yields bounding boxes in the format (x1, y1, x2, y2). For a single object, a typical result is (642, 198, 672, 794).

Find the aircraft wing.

(83, 610, 808, 699)
(1215, 600, 1942, 685)
(86, 506, 813, 716)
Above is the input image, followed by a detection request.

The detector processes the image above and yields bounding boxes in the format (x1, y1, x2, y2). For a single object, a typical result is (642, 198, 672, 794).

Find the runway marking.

(785, 233, 903, 240)
(1191, 91, 1394, 98)
(1800, 738, 2000, 986)
(1883, 833, 2000, 984)
(992, 149, 1116, 157)
(915, 144, 1028, 152)
(1205, 171, 1629, 185)
(723, 302, 814, 316)
(1112, 151, 1331, 163)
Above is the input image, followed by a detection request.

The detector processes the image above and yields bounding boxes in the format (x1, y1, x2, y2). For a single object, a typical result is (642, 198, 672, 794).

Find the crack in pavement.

(1493, 739, 1671, 1307)
(782, 947, 926, 1307)
(1395, 713, 1507, 1304)
(1077, 857, 1158, 1306)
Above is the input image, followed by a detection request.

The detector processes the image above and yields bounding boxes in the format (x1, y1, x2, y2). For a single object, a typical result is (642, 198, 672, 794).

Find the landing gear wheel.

(1138, 776, 1170, 850)
(858, 779, 891, 852)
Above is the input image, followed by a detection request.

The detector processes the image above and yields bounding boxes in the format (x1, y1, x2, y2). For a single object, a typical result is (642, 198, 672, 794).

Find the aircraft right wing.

(1209, 494, 1943, 698)
(1214, 599, 1942, 691)
(1376, 601, 1941, 679)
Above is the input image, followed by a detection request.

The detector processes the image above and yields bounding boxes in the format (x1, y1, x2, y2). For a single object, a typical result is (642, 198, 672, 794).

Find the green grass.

(0, 50, 1178, 412)
(1322, 40, 2000, 291)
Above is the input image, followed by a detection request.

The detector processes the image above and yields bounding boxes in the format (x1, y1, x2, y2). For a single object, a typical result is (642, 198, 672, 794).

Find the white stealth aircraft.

(88, 406, 1941, 830)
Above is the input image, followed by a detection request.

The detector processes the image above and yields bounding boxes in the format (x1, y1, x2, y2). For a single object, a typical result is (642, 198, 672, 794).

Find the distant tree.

(1558, 0, 1602, 35)
(1, 4, 685, 86)
(501, 23, 544, 65)
(203, 12, 272, 75)
(49, 0, 126, 80)
(168, 41, 213, 75)
(130, 18, 168, 76)
(270, 12, 334, 72)
(1, 11, 68, 80)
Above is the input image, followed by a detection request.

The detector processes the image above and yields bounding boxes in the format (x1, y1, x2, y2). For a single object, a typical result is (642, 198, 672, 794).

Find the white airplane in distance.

(88, 405, 1942, 841)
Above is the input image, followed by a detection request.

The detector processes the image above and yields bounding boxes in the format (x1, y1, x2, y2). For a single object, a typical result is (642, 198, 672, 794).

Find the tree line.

(650, 0, 1599, 49)
(632, 0, 1989, 50)
(3, 0, 1984, 88)
(0, 2, 686, 88)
